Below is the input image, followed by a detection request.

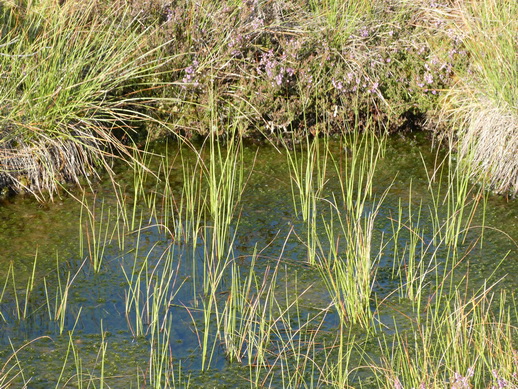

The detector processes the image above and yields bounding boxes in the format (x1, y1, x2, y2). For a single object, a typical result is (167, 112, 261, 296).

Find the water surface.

(0, 133, 516, 387)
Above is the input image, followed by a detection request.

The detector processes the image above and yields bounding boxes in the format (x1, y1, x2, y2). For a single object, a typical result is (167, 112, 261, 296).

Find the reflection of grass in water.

(1, 134, 517, 387)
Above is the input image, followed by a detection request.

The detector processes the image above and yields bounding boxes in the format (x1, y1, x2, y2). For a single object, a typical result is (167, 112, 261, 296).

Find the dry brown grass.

(0, 124, 113, 200)
(453, 94, 518, 195)
(426, 0, 518, 196)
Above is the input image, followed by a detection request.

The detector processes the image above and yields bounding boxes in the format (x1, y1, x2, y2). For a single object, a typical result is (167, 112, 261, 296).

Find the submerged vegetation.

(2, 132, 516, 388)
(0, 0, 517, 388)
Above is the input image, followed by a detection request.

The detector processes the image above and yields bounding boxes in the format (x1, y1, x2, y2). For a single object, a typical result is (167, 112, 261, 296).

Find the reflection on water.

(0, 133, 516, 387)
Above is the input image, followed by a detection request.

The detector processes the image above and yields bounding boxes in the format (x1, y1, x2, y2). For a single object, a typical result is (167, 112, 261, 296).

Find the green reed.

(0, 255, 38, 321)
(374, 287, 517, 388)
(55, 313, 113, 388)
(317, 197, 384, 328)
(178, 151, 203, 244)
(172, 119, 250, 370)
(224, 250, 280, 373)
(79, 196, 114, 272)
(333, 130, 386, 219)
(286, 135, 329, 265)
(221, 248, 260, 364)
(205, 129, 246, 261)
(196, 241, 234, 371)
(119, 213, 187, 386)
(424, 145, 486, 249)
(122, 228, 182, 339)
(389, 185, 433, 305)
(244, 263, 328, 388)
(148, 317, 174, 388)
(44, 257, 86, 335)
(312, 130, 387, 328)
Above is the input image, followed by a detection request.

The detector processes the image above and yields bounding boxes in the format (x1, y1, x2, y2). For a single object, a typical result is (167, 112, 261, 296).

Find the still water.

(0, 133, 516, 387)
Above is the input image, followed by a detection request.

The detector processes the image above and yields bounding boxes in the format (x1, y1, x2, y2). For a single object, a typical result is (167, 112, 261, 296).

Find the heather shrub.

(127, 0, 464, 141)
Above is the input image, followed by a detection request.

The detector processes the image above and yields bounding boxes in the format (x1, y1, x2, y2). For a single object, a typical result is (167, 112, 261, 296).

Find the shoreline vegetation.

(0, 1, 517, 387)
(0, 0, 516, 199)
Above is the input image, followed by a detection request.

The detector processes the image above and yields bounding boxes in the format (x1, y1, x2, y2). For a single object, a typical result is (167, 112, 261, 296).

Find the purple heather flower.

(369, 82, 379, 93)
(266, 66, 274, 78)
(164, 7, 173, 22)
(300, 70, 313, 85)
(182, 60, 200, 86)
(451, 370, 472, 388)
(449, 48, 458, 59)
(332, 79, 345, 91)
(251, 17, 264, 29)
(185, 60, 198, 75)
(492, 370, 509, 388)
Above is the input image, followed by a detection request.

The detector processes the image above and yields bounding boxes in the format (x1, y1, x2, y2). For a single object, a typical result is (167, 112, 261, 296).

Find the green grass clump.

(375, 289, 517, 388)
(432, 0, 518, 195)
(0, 0, 173, 199)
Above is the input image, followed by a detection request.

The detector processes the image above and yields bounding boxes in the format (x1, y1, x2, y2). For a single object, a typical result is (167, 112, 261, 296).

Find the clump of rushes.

(374, 288, 518, 388)
(0, 0, 175, 200)
(431, 0, 518, 195)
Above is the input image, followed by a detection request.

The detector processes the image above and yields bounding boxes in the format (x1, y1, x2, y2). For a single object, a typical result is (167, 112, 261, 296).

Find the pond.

(0, 132, 516, 388)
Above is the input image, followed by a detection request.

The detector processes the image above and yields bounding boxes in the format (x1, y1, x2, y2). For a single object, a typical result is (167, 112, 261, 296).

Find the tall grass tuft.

(0, 0, 177, 199)
(315, 130, 387, 327)
(374, 288, 518, 388)
(434, 0, 518, 195)
(286, 134, 329, 264)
